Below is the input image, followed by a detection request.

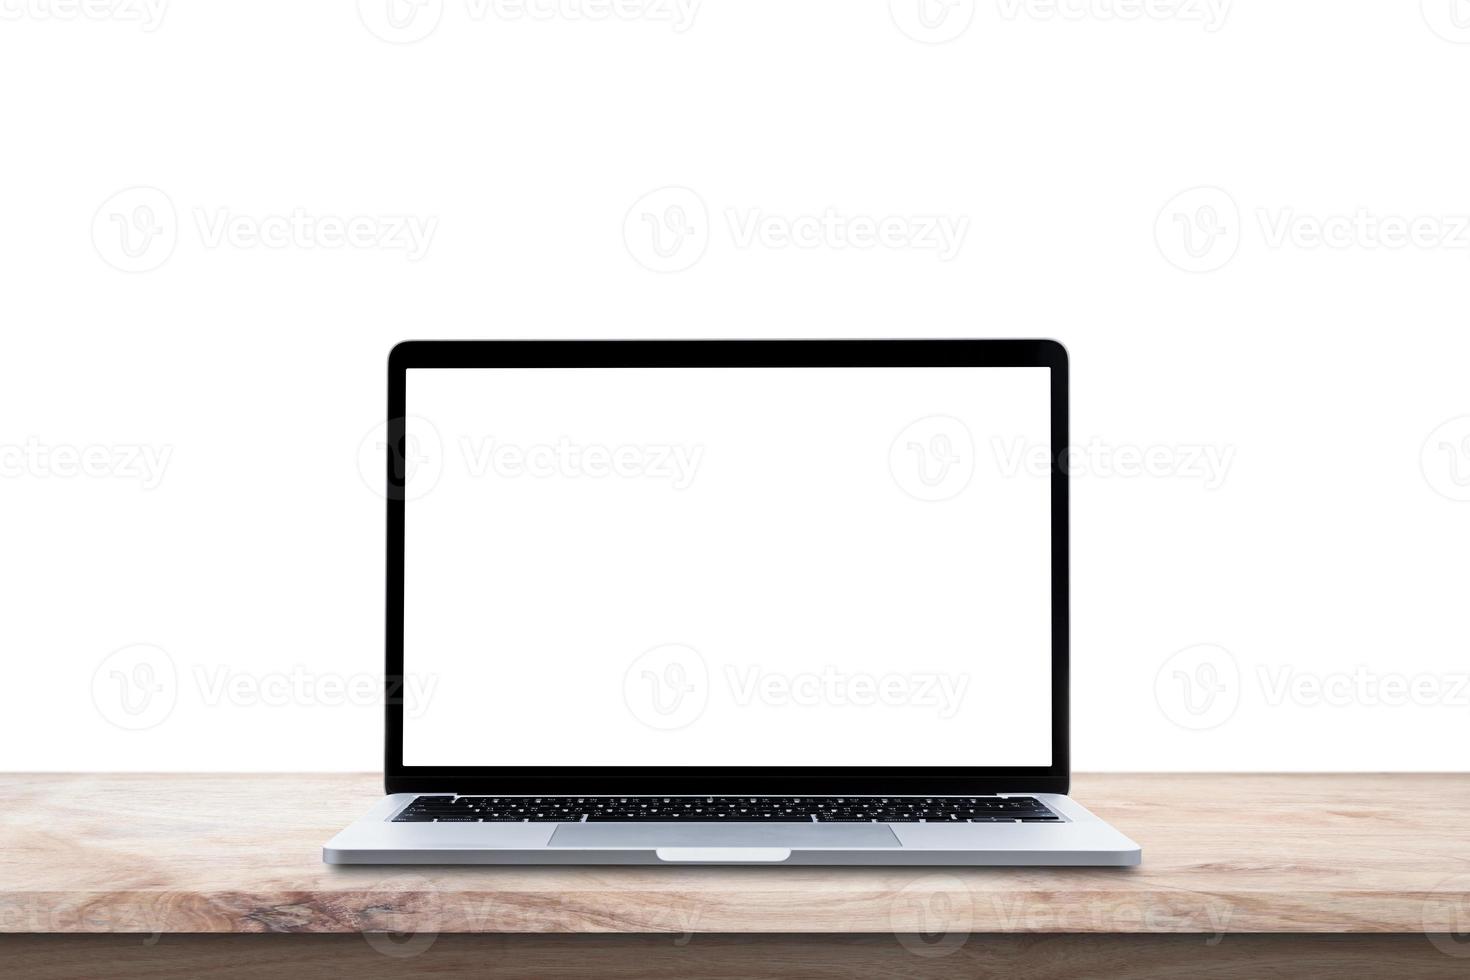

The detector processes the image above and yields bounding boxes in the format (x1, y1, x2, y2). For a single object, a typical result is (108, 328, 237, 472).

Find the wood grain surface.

(3, 773, 1469, 936)
(5, 934, 1470, 980)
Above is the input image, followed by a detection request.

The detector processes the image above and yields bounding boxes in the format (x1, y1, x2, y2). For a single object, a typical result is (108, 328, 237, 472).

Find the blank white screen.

(402, 366, 1052, 767)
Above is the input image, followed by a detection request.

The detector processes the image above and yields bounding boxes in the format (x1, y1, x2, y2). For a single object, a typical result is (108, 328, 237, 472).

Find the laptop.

(324, 339, 1140, 866)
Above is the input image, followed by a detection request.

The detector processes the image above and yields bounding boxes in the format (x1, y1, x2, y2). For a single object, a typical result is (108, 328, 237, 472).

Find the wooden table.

(4, 773, 1470, 978)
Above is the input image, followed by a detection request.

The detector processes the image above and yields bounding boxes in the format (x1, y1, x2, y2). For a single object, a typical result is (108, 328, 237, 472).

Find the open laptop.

(324, 339, 1140, 866)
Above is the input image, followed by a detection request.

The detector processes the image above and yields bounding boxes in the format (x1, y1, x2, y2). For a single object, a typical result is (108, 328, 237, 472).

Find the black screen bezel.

(385, 339, 1069, 796)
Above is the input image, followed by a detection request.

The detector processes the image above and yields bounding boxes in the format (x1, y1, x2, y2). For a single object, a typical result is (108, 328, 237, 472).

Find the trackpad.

(549, 823, 900, 848)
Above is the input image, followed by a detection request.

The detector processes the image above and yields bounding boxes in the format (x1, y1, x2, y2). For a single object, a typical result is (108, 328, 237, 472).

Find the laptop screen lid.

(384, 340, 1069, 797)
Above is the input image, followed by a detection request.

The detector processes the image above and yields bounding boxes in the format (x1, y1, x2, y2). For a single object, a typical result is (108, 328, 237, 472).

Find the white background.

(2, 1, 1468, 772)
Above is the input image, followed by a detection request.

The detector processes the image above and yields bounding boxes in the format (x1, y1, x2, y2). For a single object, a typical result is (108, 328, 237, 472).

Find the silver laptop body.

(325, 339, 1141, 867)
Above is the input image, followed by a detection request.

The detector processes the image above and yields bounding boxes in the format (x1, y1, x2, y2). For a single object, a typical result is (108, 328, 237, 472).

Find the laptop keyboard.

(392, 795, 1062, 823)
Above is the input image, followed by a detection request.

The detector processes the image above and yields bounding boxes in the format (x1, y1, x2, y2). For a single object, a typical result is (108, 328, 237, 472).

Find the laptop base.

(324, 793, 1140, 866)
